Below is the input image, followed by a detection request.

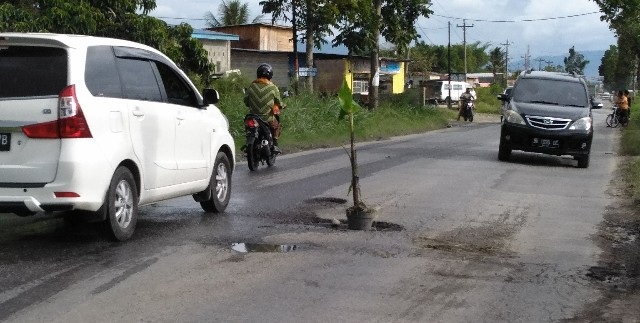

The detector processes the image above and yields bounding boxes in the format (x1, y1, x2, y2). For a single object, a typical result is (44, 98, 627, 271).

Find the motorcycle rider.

(244, 63, 283, 154)
(458, 87, 475, 121)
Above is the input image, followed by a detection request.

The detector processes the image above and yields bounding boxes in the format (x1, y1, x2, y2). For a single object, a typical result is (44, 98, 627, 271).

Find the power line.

(155, 10, 599, 25)
(432, 11, 599, 23)
(416, 23, 436, 45)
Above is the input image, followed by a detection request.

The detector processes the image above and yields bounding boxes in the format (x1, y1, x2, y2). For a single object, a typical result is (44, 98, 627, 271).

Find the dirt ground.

(439, 113, 640, 321)
(567, 157, 640, 322)
(448, 112, 501, 125)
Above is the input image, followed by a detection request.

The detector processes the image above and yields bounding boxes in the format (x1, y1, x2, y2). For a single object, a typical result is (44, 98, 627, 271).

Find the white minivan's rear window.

(0, 46, 67, 98)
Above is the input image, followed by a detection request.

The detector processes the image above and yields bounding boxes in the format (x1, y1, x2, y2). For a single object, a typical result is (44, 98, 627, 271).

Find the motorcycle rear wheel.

(266, 148, 276, 167)
(246, 140, 259, 171)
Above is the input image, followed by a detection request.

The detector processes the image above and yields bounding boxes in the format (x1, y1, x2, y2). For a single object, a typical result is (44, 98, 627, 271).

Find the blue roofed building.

(191, 29, 239, 75)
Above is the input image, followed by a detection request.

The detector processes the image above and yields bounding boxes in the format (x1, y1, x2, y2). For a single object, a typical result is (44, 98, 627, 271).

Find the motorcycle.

(463, 101, 474, 122)
(243, 114, 276, 171)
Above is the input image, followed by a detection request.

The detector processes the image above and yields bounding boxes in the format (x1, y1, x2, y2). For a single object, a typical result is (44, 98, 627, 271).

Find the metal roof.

(191, 29, 239, 41)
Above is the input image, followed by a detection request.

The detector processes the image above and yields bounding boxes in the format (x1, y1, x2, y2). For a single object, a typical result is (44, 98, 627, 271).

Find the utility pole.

(522, 45, 531, 70)
(291, 0, 298, 93)
(534, 57, 545, 71)
(447, 21, 452, 109)
(369, 0, 381, 110)
(501, 40, 513, 87)
(457, 19, 474, 78)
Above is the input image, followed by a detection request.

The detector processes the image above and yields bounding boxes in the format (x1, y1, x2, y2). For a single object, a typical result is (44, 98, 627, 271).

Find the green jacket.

(244, 78, 282, 122)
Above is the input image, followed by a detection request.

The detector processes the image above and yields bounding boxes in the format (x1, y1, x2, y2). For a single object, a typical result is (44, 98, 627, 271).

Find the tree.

(486, 47, 505, 86)
(204, 0, 264, 27)
(333, 0, 432, 109)
(0, 1, 213, 83)
(544, 64, 564, 73)
(402, 41, 490, 77)
(564, 46, 589, 75)
(260, 0, 338, 92)
(593, 0, 640, 89)
(599, 45, 618, 91)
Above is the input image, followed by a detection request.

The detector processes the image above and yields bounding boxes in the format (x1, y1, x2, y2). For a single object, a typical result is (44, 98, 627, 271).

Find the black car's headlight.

(504, 110, 526, 125)
(569, 117, 592, 131)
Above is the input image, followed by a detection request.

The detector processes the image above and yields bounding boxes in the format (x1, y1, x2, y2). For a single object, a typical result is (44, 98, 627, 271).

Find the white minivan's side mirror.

(203, 88, 220, 105)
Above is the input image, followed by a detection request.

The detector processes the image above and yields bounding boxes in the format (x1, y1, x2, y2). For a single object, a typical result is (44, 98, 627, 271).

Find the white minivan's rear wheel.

(200, 152, 231, 213)
(104, 167, 138, 241)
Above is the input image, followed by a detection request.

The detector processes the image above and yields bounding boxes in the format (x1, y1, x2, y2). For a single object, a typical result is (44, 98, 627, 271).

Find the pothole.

(586, 264, 626, 285)
(310, 217, 404, 231)
(231, 243, 303, 253)
(303, 197, 348, 206)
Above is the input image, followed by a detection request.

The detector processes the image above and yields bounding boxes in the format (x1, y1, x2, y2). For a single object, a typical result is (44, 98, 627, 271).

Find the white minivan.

(0, 33, 235, 241)
(423, 80, 476, 104)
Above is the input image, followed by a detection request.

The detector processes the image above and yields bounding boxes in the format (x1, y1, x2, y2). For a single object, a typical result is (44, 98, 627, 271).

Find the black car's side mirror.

(592, 101, 603, 109)
(497, 93, 509, 101)
(203, 88, 220, 105)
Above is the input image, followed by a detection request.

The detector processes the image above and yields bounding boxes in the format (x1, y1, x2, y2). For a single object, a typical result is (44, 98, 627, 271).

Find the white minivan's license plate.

(0, 133, 10, 151)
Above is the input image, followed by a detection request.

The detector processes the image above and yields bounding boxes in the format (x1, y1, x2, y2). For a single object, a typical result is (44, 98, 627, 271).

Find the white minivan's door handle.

(132, 108, 144, 117)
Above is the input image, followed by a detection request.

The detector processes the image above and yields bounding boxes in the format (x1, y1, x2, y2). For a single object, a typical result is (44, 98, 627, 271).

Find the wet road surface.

(1, 109, 638, 322)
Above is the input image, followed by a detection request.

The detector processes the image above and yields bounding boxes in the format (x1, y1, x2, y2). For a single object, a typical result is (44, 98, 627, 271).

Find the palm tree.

(487, 47, 504, 83)
(204, 0, 265, 27)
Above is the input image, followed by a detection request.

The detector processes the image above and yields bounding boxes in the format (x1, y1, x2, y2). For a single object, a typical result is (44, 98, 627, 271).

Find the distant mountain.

(510, 50, 605, 80)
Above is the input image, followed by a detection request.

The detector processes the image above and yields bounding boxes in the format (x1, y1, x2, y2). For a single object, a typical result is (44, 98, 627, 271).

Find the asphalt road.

(1, 107, 638, 322)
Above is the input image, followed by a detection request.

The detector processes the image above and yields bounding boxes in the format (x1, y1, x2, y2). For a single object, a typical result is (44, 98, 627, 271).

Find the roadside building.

(206, 23, 406, 94)
(466, 72, 502, 87)
(191, 29, 240, 76)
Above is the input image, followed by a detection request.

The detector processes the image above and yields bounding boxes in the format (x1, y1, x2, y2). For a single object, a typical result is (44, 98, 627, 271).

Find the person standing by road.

(615, 90, 629, 124)
(624, 89, 632, 118)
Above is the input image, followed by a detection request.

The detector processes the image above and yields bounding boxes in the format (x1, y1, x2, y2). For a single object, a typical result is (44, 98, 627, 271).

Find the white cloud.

(151, 0, 616, 56)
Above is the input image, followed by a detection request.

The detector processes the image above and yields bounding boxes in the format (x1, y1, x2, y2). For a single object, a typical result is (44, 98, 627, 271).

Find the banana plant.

(337, 79, 365, 210)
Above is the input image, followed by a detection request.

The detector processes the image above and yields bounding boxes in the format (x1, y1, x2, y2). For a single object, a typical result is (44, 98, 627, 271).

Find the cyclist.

(615, 90, 629, 125)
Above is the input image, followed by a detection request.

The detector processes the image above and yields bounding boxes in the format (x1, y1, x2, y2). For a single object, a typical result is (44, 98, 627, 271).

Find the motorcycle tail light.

(246, 118, 258, 128)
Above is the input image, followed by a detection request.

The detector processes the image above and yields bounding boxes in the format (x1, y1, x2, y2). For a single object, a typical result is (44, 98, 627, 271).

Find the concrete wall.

(230, 50, 290, 88)
(200, 40, 231, 73)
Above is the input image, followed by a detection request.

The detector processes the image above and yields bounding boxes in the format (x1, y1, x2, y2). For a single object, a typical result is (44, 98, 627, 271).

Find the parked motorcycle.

(463, 101, 474, 122)
(243, 114, 276, 171)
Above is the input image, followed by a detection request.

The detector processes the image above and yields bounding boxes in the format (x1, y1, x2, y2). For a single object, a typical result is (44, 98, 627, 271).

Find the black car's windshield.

(513, 78, 588, 107)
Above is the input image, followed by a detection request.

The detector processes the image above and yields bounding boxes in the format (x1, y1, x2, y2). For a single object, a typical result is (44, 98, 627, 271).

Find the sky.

(150, 0, 617, 60)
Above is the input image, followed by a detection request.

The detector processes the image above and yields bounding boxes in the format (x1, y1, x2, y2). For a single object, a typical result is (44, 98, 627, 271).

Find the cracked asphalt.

(1, 110, 638, 322)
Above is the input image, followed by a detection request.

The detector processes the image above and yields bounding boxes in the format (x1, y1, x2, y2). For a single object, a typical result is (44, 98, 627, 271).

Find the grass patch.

(620, 106, 640, 156)
(212, 77, 456, 154)
(474, 84, 502, 114)
(619, 102, 640, 204)
(626, 158, 640, 203)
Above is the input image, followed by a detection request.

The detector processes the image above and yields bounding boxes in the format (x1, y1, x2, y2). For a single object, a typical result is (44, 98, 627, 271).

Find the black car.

(497, 70, 597, 168)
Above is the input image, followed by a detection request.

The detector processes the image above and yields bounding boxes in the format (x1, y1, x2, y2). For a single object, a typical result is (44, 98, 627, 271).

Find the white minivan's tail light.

(22, 85, 93, 138)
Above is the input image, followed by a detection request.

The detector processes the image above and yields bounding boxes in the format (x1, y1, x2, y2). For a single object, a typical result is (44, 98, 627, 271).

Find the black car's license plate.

(0, 133, 10, 151)
(532, 137, 559, 148)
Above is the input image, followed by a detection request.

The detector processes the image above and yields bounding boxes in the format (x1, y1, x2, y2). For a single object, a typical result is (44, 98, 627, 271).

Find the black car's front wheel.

(498, 137, 511, 161)
(576, 154, 590, 168)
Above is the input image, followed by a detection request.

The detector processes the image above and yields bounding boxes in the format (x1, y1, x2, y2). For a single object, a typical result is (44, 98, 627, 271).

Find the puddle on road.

(310, 217, 404, 231)
(231, 243, 301, 253)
